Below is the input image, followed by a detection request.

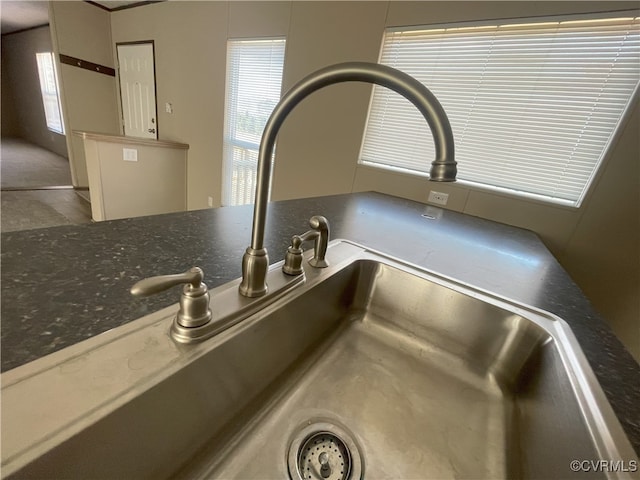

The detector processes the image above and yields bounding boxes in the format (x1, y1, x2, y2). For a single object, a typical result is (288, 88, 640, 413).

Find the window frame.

(35, 52, 65, 135)
(221, 37, 286, 207)
(358, 11, 640, 208)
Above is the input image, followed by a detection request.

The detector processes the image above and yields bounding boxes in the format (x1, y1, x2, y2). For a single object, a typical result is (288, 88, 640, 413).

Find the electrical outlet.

(428, 191, 449, 206)
(123, 148, 137, 162)
(208, 196, 214, 207)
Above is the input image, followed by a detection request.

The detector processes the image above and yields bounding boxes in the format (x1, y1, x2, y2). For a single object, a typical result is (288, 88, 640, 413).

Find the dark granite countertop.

(2, 192, 638, 454)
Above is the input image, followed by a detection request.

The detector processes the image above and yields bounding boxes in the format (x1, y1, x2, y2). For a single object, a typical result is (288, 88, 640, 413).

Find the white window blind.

(222, 38, 285, 206)
(35, 52, 64, 135)
(360, 15, 640, 206)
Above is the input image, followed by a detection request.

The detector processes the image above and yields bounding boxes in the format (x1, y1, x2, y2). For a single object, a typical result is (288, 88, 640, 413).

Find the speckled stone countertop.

(2, 192, 639, 453)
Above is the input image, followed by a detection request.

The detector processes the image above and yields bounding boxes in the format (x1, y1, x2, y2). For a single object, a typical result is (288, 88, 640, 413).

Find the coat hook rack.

(59, 53, 115, 77)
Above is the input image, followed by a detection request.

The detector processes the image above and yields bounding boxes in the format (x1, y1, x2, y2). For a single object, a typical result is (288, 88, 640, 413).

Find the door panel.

(117, 43, 157, 140)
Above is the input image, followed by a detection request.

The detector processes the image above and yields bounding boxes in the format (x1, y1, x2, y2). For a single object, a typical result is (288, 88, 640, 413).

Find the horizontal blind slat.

(223, 38, 285, 206)
(361, 16, 640, 206)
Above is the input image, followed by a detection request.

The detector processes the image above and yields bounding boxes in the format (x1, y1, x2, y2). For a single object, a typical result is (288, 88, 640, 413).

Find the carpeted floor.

(1, 138, 92, 232)
(1, 137, 73, 188)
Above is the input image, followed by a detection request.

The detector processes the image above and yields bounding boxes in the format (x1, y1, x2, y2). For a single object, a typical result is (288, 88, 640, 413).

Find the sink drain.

(298, 432, 349, 480)
(288, 421, 362, 480)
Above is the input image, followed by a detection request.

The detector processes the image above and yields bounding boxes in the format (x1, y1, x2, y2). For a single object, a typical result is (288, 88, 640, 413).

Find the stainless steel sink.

(2, 241, 637, 479)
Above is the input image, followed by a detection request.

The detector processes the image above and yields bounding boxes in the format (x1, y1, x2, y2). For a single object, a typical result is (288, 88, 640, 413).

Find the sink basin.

(2, 241, 637, 479)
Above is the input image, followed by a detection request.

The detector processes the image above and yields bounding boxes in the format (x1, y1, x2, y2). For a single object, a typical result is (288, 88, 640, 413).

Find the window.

(222, 38, 286, 206)
(35, 52, 65, 135)
(360, 15, 640, 207)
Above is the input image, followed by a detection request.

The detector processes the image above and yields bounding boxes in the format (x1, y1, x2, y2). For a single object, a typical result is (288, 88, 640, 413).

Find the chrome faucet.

(239, 61, 457, 298)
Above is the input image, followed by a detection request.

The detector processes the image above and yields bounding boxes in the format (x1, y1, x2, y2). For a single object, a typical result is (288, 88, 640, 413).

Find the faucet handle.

(283, 216, 330, 275)
(131, 267, 204, 296)
(131, 267, 212, 328)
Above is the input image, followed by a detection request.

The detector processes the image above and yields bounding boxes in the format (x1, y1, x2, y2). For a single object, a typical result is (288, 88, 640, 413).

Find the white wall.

(59, 1, 639, 360)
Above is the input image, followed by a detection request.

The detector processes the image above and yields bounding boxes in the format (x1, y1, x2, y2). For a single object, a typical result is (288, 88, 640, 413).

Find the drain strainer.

(288, 421, 362, 480)
(298, 432, 350, 480)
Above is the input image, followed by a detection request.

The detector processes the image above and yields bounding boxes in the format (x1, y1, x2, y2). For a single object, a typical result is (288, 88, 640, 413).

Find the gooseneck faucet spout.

(239, 61, 457, 297)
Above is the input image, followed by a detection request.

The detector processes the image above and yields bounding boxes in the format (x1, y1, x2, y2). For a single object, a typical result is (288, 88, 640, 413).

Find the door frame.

(115, 40, 159, 139)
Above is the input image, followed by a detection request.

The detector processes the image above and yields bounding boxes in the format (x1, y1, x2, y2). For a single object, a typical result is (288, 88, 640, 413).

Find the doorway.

(117, 42, 158, 140)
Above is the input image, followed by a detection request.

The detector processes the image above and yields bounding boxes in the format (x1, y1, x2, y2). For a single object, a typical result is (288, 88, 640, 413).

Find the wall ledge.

(73, 130, 189, 149)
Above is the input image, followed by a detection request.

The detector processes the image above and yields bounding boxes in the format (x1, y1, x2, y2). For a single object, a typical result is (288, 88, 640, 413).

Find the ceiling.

(0, 1, 153, 35)
(1, 1, 49, 35)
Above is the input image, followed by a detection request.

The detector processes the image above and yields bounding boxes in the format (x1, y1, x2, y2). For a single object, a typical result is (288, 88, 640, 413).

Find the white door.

(117, 43, 157, 139)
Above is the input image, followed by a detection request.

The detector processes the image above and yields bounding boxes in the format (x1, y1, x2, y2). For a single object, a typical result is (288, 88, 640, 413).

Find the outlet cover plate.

(428, 191, 449, 206)
(123, 148, 138, 162)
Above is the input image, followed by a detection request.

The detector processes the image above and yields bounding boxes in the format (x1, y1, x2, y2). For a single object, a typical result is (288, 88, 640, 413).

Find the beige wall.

(272, 2, 387, 200)
(49, 1, 120, 187)
(559, 107, 640, 360)
(57, 1, 639, 360)
(109, 1, 389, 208)
(0, 26, 68, 157)
(1, 37, 21, 138)
(81, 134, 188, 221)
(110, 1, 228, 209)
